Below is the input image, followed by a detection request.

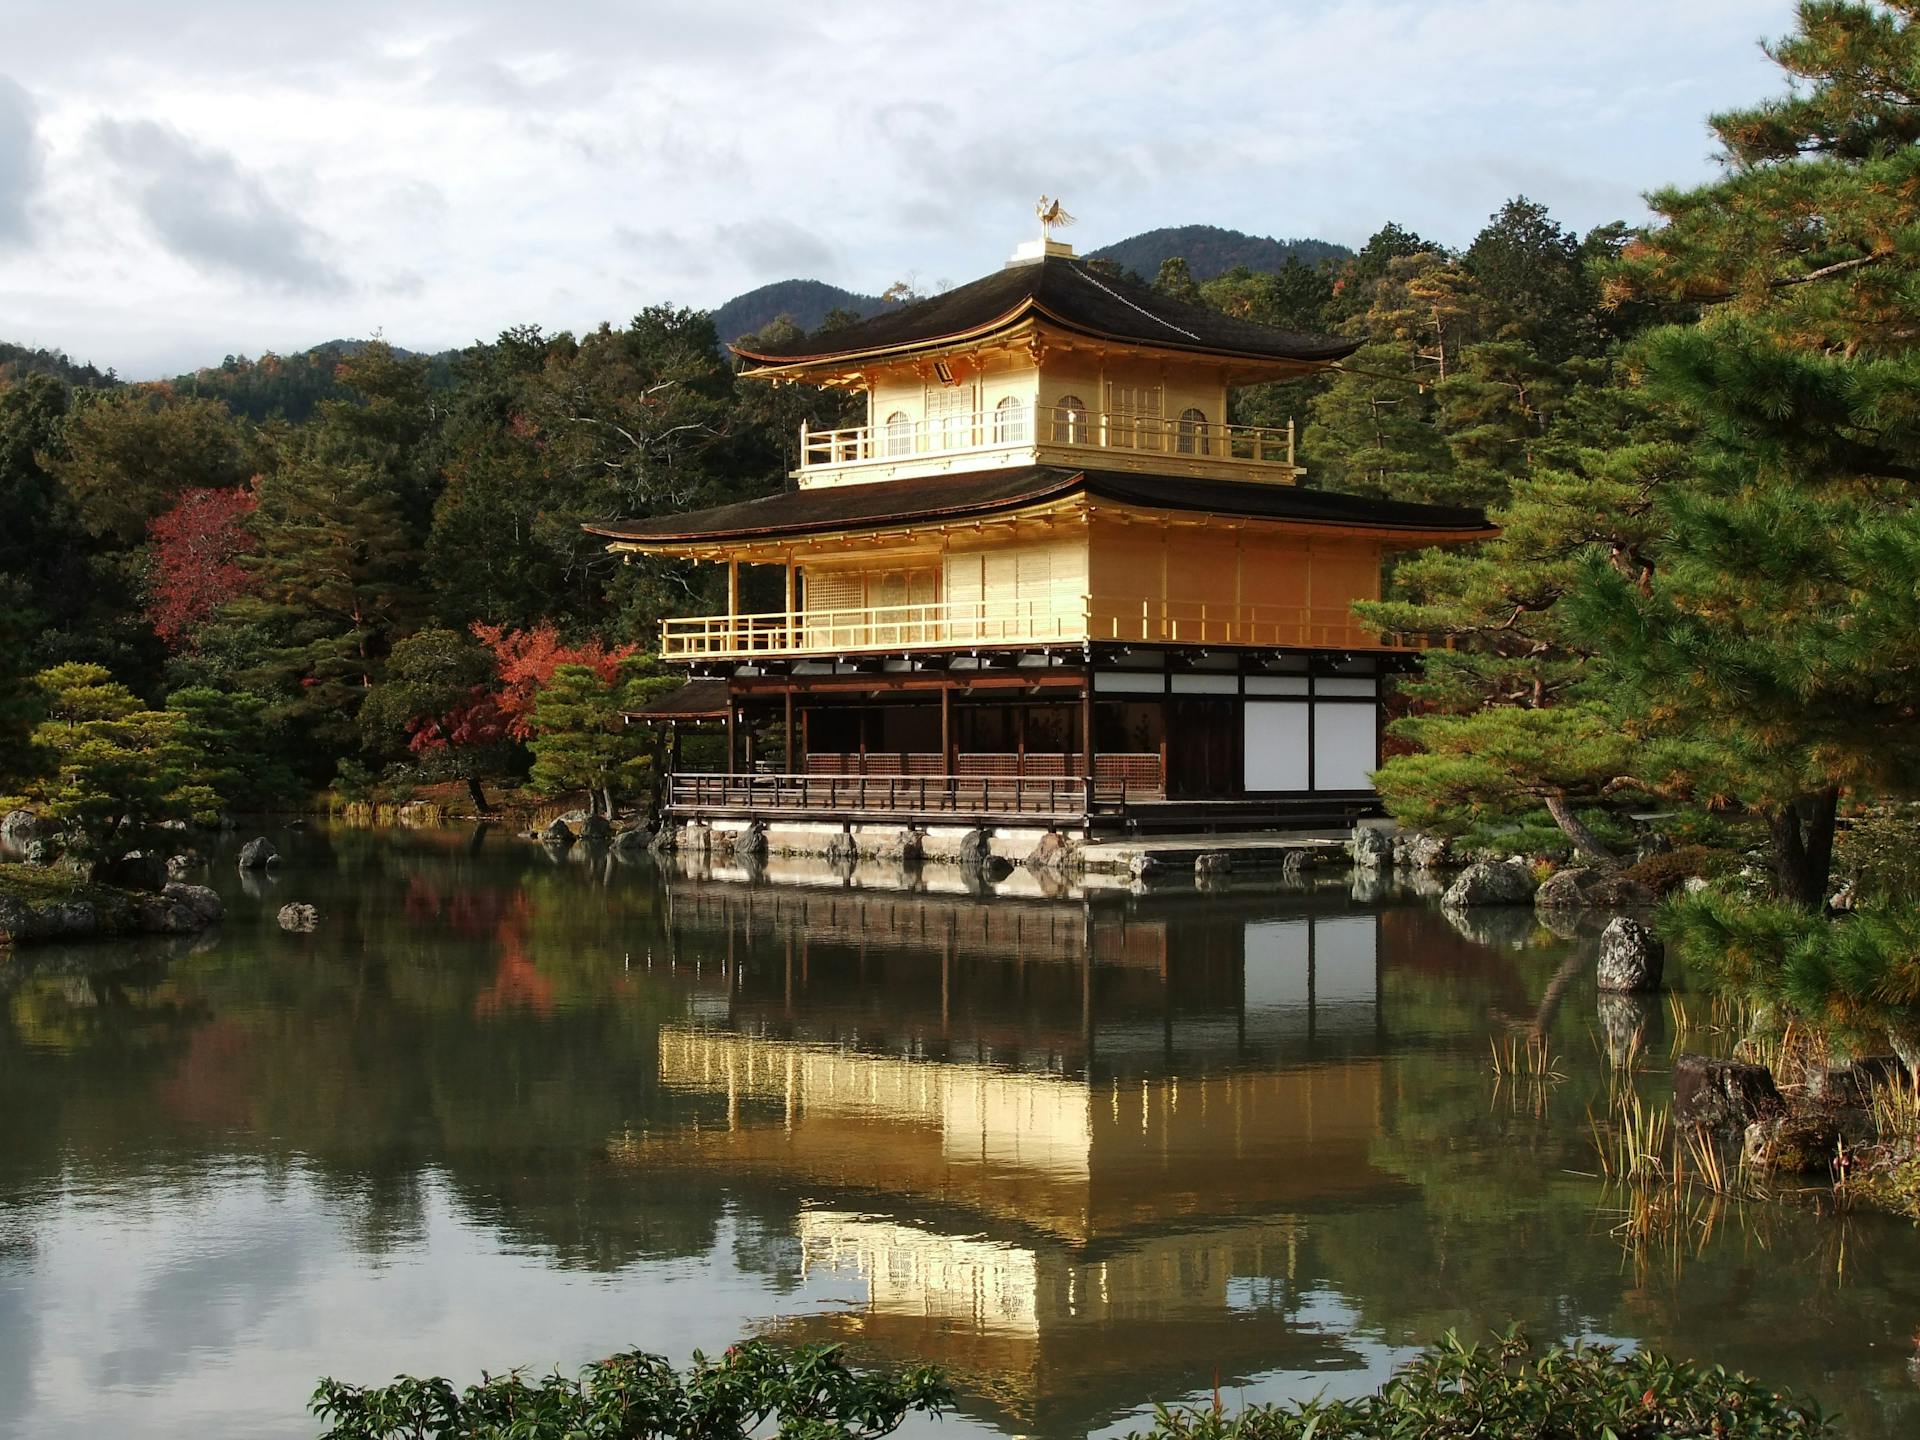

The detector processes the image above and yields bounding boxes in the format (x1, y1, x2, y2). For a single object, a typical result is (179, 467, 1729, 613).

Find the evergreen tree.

(1578, 0, 1920, 907)
(166, 686, 300, 814)
(231, 452, 423, 752)
(1363, 381, 1692, 857)
(29, 663, 207, 860)
(527, 657, 675, 818)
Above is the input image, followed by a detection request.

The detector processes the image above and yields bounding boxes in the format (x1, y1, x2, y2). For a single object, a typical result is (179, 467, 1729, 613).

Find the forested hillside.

(1086, 224, 1351, 281)
(0, 342, 117, 390)
(710, 279, 886, 347)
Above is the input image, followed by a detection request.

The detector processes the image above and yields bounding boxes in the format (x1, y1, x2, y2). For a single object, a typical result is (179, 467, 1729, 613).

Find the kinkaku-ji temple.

(593, 220, 1493, 834)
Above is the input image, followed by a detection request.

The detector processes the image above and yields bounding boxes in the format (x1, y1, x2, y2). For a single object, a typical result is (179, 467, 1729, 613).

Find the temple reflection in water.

(628, 860, 1417, 1436)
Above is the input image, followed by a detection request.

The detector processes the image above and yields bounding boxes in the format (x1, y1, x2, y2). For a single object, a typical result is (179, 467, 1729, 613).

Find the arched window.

(1176, 407, 1209, 455)
(1051, 394, 1088, 444)
(882, 410, 912, 457)
(993, 395, 1028, 443)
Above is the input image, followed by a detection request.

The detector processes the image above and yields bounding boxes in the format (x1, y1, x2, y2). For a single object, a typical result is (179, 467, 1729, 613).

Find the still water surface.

(2, 826, 1917, 1439)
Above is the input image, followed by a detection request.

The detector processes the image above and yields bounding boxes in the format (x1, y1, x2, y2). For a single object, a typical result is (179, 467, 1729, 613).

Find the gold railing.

(660, 594, 1436, 659)
(799, 405, 1296, 474)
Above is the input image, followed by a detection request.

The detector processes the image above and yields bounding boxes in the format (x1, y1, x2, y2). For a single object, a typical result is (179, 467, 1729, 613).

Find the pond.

(1, 826, 1917, 1439)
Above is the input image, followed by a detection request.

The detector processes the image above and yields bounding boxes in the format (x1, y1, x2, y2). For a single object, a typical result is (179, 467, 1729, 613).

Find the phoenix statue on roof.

(1036, 196, 1076, 241)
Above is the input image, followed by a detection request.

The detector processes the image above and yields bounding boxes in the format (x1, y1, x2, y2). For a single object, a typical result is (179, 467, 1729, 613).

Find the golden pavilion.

(592, 223, 1493, 832)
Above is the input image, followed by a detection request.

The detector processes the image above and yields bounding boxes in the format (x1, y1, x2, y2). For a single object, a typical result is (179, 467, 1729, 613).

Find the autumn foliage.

(145, 485, 259, 649)
(471, 621, 638, 740)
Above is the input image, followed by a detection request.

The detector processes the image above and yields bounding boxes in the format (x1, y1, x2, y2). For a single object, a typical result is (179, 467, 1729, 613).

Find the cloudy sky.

(0, 0, 1793, 379)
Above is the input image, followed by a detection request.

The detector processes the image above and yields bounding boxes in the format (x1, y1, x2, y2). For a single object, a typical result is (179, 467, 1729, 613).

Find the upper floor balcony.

(797, 403, 1298, 486)
(660, 593, 1436, 661)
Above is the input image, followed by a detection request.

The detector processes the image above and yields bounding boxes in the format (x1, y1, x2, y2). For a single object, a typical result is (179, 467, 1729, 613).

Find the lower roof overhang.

(585, 465, 1495, 562)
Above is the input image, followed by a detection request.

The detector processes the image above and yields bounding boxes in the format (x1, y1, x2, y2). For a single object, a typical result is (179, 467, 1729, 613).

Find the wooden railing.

(799, 405, 1296, 475)
(672, 753, 1165, 817)
(672, 772, 1090, 819)
(660, 594, 1436, 659)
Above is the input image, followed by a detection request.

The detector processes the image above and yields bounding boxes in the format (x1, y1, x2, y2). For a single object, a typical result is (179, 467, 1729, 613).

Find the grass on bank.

(0, 863, 123, 909)
(311, 1333, 1833, 1440)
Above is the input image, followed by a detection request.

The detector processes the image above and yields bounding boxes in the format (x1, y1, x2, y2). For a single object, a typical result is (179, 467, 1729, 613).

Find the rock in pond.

(277, 902, 320, 933)
(238, 837, 279, 872)
(1194, 851, 1234, 878)
(1348, 827, 1393, 869)
(610, 826, 650, 857)
(1397, 831, 1453, 870)
(1025, 830, 1077, 874)
(1128, 854, 1163, 881)
(577, 814, 613, 845)
(163, 882, 223, 927)
(1534, 866, 1655, 914)
(539, 819, 575, 847)
(1673, 1053, 1784, 1131)
(1596, 916, 1664, 992)
(97, 851, 168, 893)
(957, 829, 992, 868)
(1441, 859, 1537, 908)
(1744, 1105, 1872, 1173)
(0, 896, 98, 943)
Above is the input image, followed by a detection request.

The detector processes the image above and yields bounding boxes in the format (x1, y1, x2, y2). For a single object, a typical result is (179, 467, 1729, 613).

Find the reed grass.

(1489, 1033, 1564, 1080)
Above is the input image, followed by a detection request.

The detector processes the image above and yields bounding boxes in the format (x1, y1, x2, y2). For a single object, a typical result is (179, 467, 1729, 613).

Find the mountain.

(1086, 225, 1351, 282)
(710, 279, 887, 347)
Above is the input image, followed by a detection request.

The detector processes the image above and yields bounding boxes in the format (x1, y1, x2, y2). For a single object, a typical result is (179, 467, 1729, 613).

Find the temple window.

(1176, 407, 1209, 455)
(883, 410, 912, 457)
(1052, 394, 1088, 444)
(993, 395, 1028, 444)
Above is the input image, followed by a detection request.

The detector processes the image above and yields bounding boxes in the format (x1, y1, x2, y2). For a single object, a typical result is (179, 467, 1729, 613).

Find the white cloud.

(0, 0, 1794, 377)
(0, 76, 42, 248)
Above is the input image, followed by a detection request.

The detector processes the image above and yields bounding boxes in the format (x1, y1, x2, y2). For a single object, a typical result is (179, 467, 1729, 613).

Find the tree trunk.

(465, 772, 490, 814)
(601, 785, 616, 821)
(1771, 787, 1840, 911)
(1544, 793, 1619, 869)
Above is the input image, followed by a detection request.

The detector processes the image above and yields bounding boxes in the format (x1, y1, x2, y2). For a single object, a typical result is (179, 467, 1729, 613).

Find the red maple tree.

(470, 621, 638, 739)
(146, 485, 259, 650)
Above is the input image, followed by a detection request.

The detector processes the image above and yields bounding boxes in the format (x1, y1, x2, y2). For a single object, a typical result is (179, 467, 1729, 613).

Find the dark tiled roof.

(626, 678, 730, 720)
(732, 256, 1359, 366)
(584, 466, 1493, 544)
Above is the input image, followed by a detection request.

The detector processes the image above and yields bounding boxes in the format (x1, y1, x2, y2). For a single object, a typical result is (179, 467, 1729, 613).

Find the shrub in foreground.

(314, 1332, 1830, 1440)
(312, 1342, 950, 1440)
(1133, 1331, 1830, 1440)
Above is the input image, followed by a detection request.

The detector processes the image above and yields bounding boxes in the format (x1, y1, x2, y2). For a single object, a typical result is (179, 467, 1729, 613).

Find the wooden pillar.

(725, 703, 738, 775)
(783, 690, 795, 772)
(1081, 666, 1095, 824)
(784, 554, 796, 652)
(1081, 669, 1095, 776)
(940, 685, 952, 770)
(727, 557, 740, 652)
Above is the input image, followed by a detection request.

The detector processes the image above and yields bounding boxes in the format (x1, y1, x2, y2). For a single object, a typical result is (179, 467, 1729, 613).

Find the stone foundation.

(661, 819, 1076, 869)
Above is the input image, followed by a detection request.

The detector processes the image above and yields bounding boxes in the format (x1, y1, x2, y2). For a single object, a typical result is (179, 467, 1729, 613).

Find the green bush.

(312, 1341, 950, 1440)
(1132, 1330, 1830, 1440)
(312, 1332, 1829, 1440)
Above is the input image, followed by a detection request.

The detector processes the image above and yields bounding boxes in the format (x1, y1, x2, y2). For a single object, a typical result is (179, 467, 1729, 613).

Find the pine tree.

(29, 663, 207, 860)
(1362, 382, 1691, 858)
(1577, 0, 1920, 908)
(231, 453, 423, 750)
(527, 657, 675, 818)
